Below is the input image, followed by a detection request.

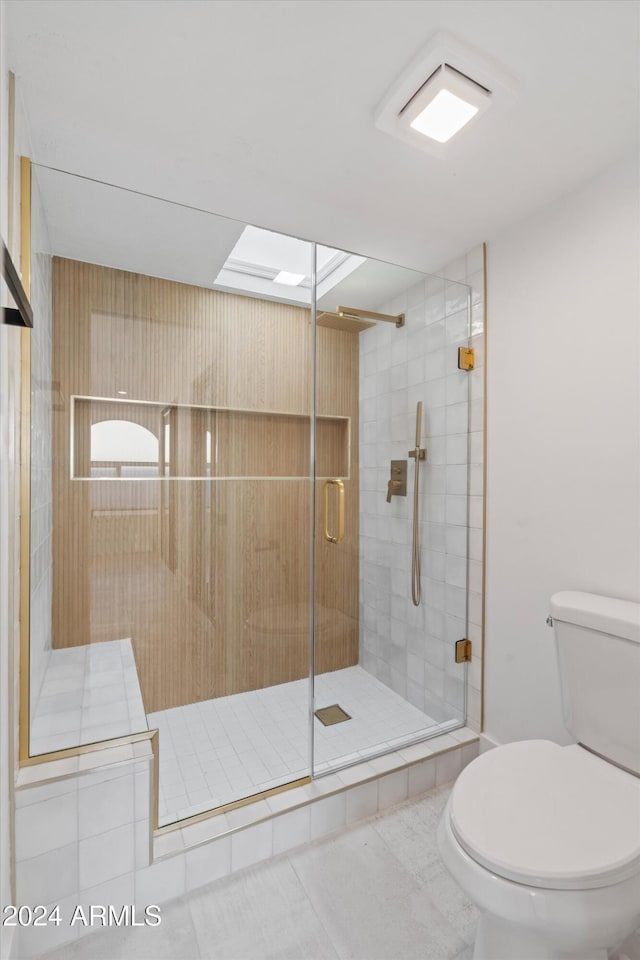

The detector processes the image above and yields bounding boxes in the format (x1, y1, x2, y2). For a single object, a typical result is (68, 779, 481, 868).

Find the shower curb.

(12, 729, 478, 958)
(152, 727, 479, 886)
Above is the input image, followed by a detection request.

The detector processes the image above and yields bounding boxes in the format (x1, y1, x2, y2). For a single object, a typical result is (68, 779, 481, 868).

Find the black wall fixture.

(2, 242, 33, 328)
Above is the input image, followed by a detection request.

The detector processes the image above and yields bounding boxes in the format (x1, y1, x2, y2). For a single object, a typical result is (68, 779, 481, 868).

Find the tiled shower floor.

(150, 665, 451, 826)
(30, 646, 457, 826)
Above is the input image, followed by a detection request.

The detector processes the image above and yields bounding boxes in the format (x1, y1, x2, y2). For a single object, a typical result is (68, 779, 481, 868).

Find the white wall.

(484, 154, 640, 746)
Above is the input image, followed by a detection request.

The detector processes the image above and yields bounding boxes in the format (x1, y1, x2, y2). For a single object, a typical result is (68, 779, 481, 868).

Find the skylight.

(213, 226, 365, 305)
(273, 271, 305, 286)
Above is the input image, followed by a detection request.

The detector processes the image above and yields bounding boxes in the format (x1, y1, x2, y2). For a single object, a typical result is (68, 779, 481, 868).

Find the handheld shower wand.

(409, 402, 426, 606)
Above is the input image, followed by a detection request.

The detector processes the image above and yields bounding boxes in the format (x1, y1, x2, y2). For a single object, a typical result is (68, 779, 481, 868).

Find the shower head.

(337, 306, 405, 328)
(316, 311, 375, 333)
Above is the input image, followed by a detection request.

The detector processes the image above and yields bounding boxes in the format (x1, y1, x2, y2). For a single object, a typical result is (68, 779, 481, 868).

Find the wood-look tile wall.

(51, 258, 359, 713)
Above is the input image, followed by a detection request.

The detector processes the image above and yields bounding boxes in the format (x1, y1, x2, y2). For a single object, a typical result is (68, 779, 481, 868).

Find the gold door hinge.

(455, 639, 472, 663)
(457, 346, 475, 371)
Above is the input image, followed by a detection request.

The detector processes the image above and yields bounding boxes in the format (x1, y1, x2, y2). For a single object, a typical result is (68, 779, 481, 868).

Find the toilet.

(438, 591, 640, 960)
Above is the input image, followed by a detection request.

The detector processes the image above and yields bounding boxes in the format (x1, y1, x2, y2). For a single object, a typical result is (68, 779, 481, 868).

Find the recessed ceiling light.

(374, 32, 517, 157)
(403, 65, 489, 143)
(273, 271, 305, 286)
(409, 88, 477, 142)
(116, 390, 127, 395)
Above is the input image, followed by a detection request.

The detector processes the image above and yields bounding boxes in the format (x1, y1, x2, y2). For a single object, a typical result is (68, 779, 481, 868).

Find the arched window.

(90, 419, 159, 478)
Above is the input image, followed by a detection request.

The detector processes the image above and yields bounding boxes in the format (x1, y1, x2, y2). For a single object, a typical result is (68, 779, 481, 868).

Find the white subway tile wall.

(14, 747, 153, 958)
(358, 246, 485, 732)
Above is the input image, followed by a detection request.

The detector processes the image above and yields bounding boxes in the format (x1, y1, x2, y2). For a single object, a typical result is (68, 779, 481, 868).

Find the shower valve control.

(386, 460, 407, 502)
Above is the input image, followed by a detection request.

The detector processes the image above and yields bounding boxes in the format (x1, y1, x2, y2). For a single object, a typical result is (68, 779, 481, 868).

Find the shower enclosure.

(28, 166, 471, 826)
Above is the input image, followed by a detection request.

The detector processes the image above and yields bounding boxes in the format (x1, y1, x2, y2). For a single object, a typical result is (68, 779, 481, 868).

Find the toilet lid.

(450, 740, 640, 890)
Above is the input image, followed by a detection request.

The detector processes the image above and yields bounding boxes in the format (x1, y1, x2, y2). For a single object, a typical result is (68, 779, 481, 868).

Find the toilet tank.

(550, 591, 640, 775)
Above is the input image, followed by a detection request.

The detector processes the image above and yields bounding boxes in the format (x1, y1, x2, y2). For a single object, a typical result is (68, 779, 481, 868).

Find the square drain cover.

(314, 704, 351, 726)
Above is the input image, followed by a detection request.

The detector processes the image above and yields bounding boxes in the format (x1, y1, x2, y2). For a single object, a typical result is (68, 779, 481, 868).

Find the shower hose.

(411, 447, 421, 606)
(410, 400, 424, 607)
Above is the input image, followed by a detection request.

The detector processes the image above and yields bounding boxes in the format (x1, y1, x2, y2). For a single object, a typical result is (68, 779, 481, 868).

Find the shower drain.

(314, 704, 351, 726)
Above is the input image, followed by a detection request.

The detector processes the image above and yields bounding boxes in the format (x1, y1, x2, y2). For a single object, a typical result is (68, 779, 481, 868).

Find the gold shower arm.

(337, 306, 405, 328)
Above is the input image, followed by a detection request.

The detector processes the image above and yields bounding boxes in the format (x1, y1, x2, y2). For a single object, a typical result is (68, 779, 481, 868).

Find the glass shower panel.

(312, 254, 470, 775)
(28, 167, 315, 826)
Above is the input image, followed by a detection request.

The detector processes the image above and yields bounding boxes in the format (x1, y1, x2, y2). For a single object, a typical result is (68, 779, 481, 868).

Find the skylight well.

(213, 226, 366, 304)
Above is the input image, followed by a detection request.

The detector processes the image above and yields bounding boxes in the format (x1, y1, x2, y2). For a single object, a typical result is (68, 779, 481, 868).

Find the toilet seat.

(450, 740, 640, 890)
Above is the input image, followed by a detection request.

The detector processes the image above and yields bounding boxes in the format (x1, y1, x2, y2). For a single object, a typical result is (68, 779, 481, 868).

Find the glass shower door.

(312, 251, 471, 775)
(30, 166, 319, 826)
(29, 162, 473, 823)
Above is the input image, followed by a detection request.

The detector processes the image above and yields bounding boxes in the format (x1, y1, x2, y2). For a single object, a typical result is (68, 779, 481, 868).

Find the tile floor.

(39, 782, 476, 960)
(30, 639, 148, 755)
(150, 665, 458, 825)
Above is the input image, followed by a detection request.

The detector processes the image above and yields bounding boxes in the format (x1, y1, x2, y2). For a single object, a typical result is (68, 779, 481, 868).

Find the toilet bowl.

(438, 740, 640, 960)
(437, 592, 640, 960)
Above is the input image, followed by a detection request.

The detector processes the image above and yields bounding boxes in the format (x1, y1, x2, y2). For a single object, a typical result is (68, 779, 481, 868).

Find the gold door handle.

(323, 479, 344, 544)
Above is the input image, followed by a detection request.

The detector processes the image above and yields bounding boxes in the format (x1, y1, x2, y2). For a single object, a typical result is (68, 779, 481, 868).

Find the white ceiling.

(8, 0, 639, 273)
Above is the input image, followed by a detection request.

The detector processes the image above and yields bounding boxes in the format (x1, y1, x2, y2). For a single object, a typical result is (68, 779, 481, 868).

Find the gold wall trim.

(19, 728, 157, 766)
(20, 730, 160, 831)
(151, 729, 159, 835)
(154, 775, 312, 836)
(18, 156, 32, 764)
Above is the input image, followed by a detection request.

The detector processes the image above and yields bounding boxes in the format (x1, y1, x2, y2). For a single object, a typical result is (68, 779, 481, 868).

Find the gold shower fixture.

(337, 306, 405, 328)
(458, 346, 475, 370)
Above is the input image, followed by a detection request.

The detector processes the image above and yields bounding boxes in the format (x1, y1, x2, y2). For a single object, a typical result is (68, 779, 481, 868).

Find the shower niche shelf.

(72, 396, 349, 480)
